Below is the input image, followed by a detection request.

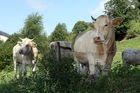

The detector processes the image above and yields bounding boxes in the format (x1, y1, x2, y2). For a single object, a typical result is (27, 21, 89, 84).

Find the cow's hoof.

(89, 75, 97, 84)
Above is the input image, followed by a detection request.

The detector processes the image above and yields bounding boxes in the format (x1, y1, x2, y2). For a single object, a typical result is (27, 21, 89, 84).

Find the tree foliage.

(126, 20, 140, 39)
(49, 23, 68, 42)
(21, 12, 43, 39)
(0, 33, 21, 71)
(105, 0, 140, 40)
(72, 21, 88, 34)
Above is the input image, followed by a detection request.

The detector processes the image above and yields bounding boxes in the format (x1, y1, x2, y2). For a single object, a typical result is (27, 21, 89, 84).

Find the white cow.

(13, 38, 38, 80)
(72, 15, 122, 80)
(122, 48, 140, 66)
(49, 41, 72, 61)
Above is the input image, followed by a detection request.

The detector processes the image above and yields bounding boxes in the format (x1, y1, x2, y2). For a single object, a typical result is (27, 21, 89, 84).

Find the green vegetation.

(105, 0, 140, 40)
(126, 20, 140, 39)
(0, 36, 140, 93)
(0, 0, 140, 92)
(21, 12, 43, 39)
(72, 21, 88, 34)
(113, 36, 140, 65)
(49, 23, 68, 42)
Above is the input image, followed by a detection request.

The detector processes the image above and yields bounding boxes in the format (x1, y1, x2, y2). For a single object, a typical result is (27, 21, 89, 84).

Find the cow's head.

(91, 15, 122, 44)
(19, 38, 35, 55)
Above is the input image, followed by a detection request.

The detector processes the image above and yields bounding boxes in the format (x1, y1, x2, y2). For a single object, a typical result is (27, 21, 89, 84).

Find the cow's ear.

(32, 42, 36, 48)
(89, 23, 95, 29)
(17, 42, 21, 46)
(32, 44, 35, 48)
(112, 18, 122, 26)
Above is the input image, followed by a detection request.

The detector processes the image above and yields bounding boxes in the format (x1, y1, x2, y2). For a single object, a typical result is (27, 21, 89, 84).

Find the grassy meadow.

(0, 37, 140, 93)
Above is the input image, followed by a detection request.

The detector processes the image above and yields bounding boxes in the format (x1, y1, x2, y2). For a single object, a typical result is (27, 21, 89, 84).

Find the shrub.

(34, 51, 83, 93)
(0, 42, 14, 71)
(0, 33, 21, 71)
(126, 20, 140, 39)
(95, 64, 138, 93)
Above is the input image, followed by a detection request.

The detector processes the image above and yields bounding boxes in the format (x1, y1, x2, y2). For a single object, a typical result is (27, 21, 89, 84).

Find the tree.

(104, 0, 140, 40)
(125, 20, 140, 39)
(136, 0, 140, 9)
(49, 23, 68, 42)
(21, 12, 43, 39)
(72, 21, 88, 34)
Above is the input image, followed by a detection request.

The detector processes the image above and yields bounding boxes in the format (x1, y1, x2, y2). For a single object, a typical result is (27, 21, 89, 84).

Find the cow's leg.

(74, 55, 88, 75)
(80, 64, 88, 75)
(19, 64, 23, 80)
(23, 65, 27, 79)
(88, 55, 96, 75)
(102, 58, 113, 76)
(32, 62, 36, 75)
(88, 55, 98, 83)
(13, 58, 17, 80)
(74, 56, 81, 73)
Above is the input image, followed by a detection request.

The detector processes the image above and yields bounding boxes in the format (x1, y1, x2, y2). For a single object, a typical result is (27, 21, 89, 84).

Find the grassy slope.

(112, 37, 140, 67)
(0, 37, 140, 93)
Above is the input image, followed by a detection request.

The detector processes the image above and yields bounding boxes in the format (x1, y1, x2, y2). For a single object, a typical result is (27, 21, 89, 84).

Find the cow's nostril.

(19, 50, 23, 54)
(26, 44, 29, 47)
(97, 37, 100, 40)
(94, 36, 103, 43)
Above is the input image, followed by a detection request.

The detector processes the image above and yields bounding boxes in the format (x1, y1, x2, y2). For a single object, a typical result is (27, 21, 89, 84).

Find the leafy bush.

(126, 20, 140, 39)
(0, 55, 140, 93)
(34, 52, 83, 93)
(0, 43, 13, 71)
(96, 64, 137, 93)
(0, 33, 21, 71)
(72, 21, 88, 34)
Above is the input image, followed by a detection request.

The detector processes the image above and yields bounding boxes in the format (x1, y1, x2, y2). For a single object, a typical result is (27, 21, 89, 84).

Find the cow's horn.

(91, 16, 96, 21)
(109, 13, 113, 17)
(31, 37, 36, 41)
(109, 11, 114, 17)
(19, 37, 23, 40)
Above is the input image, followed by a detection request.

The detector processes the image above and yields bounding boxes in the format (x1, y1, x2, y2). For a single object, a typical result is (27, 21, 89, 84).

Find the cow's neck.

(24, 47, 33, 57)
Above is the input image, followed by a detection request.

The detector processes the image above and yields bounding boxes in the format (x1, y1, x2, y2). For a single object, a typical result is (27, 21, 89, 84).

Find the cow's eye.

(104, 24, 108, 26)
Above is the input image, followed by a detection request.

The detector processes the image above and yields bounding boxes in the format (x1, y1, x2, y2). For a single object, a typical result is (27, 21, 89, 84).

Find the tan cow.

(72, 15, 122, 80)
(13, 38, 38, 80)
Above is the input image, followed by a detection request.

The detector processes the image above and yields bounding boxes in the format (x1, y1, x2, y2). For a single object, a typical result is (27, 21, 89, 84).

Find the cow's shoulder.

(72, 32, 87, 50)
(72, 30, 95, 50)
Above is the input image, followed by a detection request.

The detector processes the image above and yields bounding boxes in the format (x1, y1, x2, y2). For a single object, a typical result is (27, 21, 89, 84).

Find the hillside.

(113, 37, 140, 67)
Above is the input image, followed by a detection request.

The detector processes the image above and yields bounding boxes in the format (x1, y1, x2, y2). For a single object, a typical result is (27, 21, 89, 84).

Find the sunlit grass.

(0, 37, 140, 93)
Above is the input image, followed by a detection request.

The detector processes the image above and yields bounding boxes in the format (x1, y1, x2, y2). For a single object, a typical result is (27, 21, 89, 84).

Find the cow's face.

(92, 15, 122, 44)
(19, 38, 34, 55)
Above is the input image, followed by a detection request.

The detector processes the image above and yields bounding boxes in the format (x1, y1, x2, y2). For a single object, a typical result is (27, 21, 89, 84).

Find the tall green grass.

(0, 37, 140, 93)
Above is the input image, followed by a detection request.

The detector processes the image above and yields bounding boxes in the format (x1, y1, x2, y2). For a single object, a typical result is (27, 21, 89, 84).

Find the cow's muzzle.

(94, 37, 105, 44)
(19, 50, 23, 54)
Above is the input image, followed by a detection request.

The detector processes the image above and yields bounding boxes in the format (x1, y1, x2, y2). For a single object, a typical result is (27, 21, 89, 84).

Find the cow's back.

(72, 32, 86, 50)
(73, 31, 95, 53)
